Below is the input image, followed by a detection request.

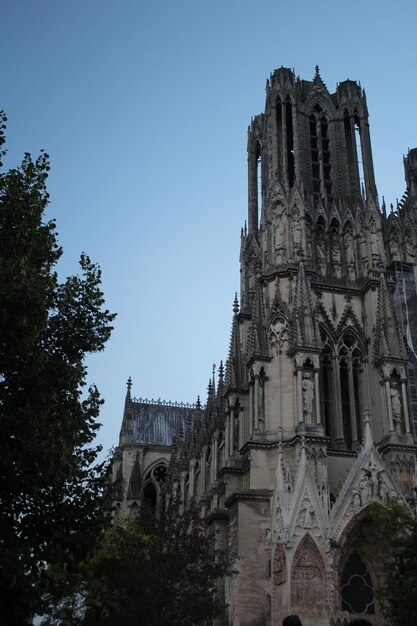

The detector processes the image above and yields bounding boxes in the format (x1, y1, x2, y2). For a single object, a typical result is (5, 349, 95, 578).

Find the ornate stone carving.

(302, 372, 314, 424)
(291, 535, 326, 609)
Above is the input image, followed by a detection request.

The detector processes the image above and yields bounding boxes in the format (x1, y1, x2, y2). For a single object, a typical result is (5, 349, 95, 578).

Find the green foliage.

(367, 500, 417, 626)
(43, 496, 230, 626)
(0, 114, 116, 625)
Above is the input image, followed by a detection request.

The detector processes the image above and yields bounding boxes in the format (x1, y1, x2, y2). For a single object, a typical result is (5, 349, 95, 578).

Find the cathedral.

(112, 66, 417, 625)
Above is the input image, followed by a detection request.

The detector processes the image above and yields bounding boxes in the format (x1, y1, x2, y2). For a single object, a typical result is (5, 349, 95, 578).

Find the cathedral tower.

(113, 67, 417, 626)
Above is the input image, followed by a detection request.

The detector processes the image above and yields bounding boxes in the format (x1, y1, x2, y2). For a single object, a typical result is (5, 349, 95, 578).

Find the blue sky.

(2, 0, 417, 457)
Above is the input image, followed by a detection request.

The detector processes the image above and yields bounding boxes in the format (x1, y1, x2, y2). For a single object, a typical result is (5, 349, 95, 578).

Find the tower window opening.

(310, 105, 332, 205)
(321, 116, 332, 195)
(286, 98, 295, 188)
(310, 114, 320, 205)
(322, 342, 333, 440)
(276, 97, 283, 182)
(256, 142, 262, 226)
(339, 355, 353, 449)
(344, 110, 356, 192)
(354, 114, 365, 197)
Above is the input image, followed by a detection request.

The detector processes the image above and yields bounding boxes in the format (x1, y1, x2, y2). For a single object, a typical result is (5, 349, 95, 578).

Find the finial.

(196, 395, 201, 410)
(314, 64, 320, 80)
(390, 202, 394, 214)
(233, 292, 239, 315)
(127, 376, 132, 391)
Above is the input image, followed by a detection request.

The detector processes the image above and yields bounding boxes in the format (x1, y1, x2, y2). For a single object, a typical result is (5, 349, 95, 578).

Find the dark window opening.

(340, 358, 353, 449)
(353, 362, 362, 441)
(286, 98, 295, 188)
(344, 110, 355, 172)
(255, 142, 262, 226)
(354, 113, 365, 195)
(341, 553, 375, 615)
(322, 345, 333, 439)
(143, 481, 157, 512)
(276, 97, 283, 181)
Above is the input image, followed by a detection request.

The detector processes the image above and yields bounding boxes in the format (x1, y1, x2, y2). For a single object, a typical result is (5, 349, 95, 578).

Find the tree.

(367, 500, 417, 626)
(42, 496, 230, 626)
(0, 111, 116, 625)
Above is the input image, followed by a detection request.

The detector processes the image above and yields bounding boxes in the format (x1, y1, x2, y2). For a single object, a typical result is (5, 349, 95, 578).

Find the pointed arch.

(337, 330, 365, 448)
(291, 533, 327, 610)
(334, 509, 382, 620)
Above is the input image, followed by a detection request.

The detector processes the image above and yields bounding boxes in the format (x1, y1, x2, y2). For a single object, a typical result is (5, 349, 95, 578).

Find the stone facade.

(112, 67, 417, 626)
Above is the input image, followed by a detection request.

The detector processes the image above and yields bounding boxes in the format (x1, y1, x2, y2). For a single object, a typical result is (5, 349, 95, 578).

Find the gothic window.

(344, 109, 355, 185)
(255, 141, 262, 224)
(143, 462, 168, 514)
(276, 96, 283, 182)
(286, 96, 295, 188)
(341, 552, 375, 615)
(338, 334, 363, 449)
(322, 340, 334, 440)
(321, 330, 364, 449)
(310, 112, 320, 201)
(353, 111, 365, 195)
(310, 103, 332, 206)
(143, 481, 157, 512)
(344, 108, 365, 196)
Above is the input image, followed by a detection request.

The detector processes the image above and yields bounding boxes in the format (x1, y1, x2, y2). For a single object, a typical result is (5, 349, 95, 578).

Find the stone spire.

(119, 377, 134, 445)
(374, 272, 406, 359)
(225, 294, 246, 391)
(246, 278, 269, 359)
(292, 262, 319, 348)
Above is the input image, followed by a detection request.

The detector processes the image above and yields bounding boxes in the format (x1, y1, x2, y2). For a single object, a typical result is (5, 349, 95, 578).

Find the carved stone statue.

(389, 236, 400, 261)
(304, 504, 314, 528)
(344, 230, 356, 280)
(370, 221, 380, 268)
(273, 206, 286, 264)
(331, 239, 341, 278)
(317, 239, 326, 276)
(302, 373, 314, 424)
(390, 387, 402, 433)
(404, 235, 415, 262)
(293, 209, 303, 256)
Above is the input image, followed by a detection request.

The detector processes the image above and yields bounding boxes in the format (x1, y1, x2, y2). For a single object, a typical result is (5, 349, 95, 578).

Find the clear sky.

(2, 0, 417, 457)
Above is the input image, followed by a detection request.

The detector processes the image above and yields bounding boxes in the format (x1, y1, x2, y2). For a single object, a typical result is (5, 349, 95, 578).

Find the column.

(200, 448, 206, 494)
(281, 101, 288, 188)
(333, 356, 345, 444)
(189, 460, 195, 499)
(212, 434, 218, 483)
(314, 368, 321, 425)
(249, 381, 254, 435)
(385, 379, 394, 432)
(229, 407, 235, 455)
(297, 367, 303, 424)
(254, 375, 260, 431)
(401, 379, 411, 433)
(225, 412, 230, 459)
(347, 360, 358, 445)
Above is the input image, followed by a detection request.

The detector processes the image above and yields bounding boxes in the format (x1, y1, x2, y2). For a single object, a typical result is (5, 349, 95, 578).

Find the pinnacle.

(233, 292, 239, 315)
